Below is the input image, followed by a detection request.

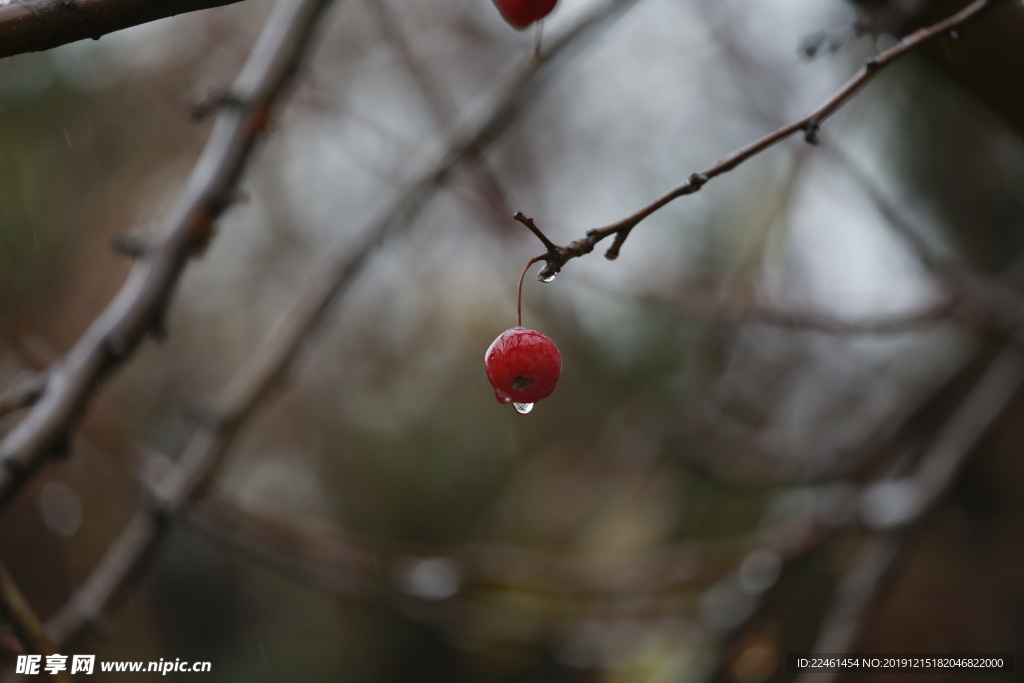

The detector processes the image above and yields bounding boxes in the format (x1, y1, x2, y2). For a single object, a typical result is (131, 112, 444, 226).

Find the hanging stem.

(517, 256, 542, 327)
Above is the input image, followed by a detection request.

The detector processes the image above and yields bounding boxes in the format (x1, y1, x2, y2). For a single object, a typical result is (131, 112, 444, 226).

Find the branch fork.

(511, 0, 1006, 277)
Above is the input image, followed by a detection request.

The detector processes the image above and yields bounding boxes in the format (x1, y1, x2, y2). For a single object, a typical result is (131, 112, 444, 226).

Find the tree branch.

(792, 533, 901, 683)
(0, 0, 246, 60)
(587, 279, 952, 335)
(0, 562, 70, 683)
(39, 0, 645, 648)
(0, 373, 46, 421)
(829, 144, 1024, 341)
(0, 0, 337, 513)
(522, 0, 1010, 280)
(365, 0, 524, 237)
(185, 493, 832, 600)
(794, 345, 1024, 683)
(860, 346, 1024, 531)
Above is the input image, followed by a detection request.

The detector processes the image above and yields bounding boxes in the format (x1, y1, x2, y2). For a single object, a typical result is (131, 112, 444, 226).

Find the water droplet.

(494, 389, 512, 404)
(541, 273, 557, 283)
(513, 402, 533, 414)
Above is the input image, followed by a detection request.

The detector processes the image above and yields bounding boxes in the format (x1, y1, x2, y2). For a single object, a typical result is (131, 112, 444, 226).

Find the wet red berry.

(485, 327, 561, 410)
(492, 0, 557, 29)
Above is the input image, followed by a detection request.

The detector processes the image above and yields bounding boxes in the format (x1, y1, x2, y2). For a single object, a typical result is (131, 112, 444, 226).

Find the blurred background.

(1, 0, 1023, 680)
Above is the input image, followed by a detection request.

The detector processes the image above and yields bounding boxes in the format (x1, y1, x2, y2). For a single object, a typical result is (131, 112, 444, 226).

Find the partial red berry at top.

(492, 0, 557, 29)
(485, 327, 561, 409)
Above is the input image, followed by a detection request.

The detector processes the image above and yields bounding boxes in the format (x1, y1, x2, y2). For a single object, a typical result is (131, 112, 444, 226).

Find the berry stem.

(517, 256, 542, 327)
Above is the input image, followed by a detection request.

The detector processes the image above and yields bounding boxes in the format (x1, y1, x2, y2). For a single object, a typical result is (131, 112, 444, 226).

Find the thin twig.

(0, 0, 246, 60)
(0, 0, 338, 513)
(0, 561, 70, 683)
(513, 212, 558, 251)
(521, 0, 1010, 280)
(40, 0, 645, 649)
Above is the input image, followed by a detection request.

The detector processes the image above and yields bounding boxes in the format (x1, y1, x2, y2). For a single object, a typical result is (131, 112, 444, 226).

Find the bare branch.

(101, 343, 1020, 643)
(523, 0, 1011, 280)
(860, 346, 1024, 531)
(0, 373, 46, 420)
(0, 0, 246, 60)
(186, 493, 833, 600)
(830, 145, 1024, 340)
(40, 0, 645, 648)
(513, 212, 559, 252)
(592, 280, 952, 335)
(793, 346, 1024, 681)
(0, 0, 338, 513)
(681, 343, 1005, 488)
(0, 562, 70, 683)
(793, 533, 901, 683)
(703, 344, 1023, 682)
(365, 0, 519, 227)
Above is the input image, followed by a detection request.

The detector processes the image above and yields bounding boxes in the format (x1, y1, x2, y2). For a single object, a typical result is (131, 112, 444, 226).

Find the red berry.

(484, 327, 561, 411)
(491, 0, 557, 29)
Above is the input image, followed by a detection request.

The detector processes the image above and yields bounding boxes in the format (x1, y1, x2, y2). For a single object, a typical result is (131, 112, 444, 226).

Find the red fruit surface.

(484, 327, 562, 405)
(492, 0, 557, 29)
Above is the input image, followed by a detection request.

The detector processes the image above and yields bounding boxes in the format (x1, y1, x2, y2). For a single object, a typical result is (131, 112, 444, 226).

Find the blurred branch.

(364, 0, 516, 226)
(853, 0, 1024, 134)
(698, 4, 1024, 336)
(825, 148, 943, 269)
(39, 0, 645, 649)
(793, 533, 901, 683)
(365, 0, 452, 121)
(0, 0, 245, 60)
(794, 346, 1024, 682)
(860, 346, 1024, 530)
(0, 373, 45, 421)
(78, 320, 1018, 642)
(186, 493, 834, 599)
(30, 0, 340, 648)
(709, 344, 1024, 682)
(830, 146, 1024, 339)
(0, 0, 337, 513)
(521, 0, 1009, 280)
(590, 279, 953, 335)
(0, 562, 69, 683)
(681, 344, 1000, 488)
